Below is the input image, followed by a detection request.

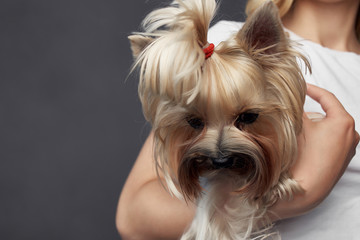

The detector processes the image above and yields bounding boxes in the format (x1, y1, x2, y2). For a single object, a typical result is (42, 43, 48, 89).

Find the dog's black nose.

(211, 156, 234, 169)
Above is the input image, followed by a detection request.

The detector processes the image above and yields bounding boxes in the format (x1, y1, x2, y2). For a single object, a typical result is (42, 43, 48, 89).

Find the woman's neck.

(282, 0, 360, 54)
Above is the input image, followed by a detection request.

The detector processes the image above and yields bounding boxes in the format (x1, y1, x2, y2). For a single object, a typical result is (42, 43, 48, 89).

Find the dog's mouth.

(191, 153, 255, 173)
(178, 153, 256, 200)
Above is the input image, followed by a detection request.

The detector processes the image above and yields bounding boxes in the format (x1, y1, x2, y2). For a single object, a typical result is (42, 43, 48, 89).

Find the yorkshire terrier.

(129, 0, 310, 239)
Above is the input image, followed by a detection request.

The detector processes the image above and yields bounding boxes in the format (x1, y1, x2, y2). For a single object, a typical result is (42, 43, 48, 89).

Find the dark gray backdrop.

(0, 0, 246, 239)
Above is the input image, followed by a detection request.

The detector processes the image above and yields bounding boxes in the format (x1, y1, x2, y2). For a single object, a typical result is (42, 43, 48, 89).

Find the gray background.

(0, 0, 246, 239)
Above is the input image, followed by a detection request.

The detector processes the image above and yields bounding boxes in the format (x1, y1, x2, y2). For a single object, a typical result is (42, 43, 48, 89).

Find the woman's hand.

(269, 83, 359, 221)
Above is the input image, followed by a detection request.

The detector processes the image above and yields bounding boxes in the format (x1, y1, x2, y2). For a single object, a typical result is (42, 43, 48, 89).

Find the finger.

(301, 112, 319, 129)
(302, 111, 312, 125)
(305, 112, 325, 122)
(306, 83, 346, 117)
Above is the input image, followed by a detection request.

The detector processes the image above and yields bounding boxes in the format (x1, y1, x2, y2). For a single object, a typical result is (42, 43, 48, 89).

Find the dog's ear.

(128, 35, 153, 58)
(237, 0, 286, 54)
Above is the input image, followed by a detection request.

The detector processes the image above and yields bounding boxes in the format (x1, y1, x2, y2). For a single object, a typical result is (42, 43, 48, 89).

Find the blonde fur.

(129, 0, 310, 239)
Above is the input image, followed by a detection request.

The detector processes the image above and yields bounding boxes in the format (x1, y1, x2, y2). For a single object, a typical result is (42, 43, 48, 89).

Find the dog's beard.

(152, 109, 298, 239)
(177, 124, 280, 203)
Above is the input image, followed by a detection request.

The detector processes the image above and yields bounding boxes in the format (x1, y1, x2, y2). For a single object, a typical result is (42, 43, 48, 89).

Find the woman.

(117, 0, 360, 239)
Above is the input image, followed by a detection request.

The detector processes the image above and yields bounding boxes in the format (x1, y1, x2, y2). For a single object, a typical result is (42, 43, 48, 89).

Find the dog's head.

(129, 0, 309, 202)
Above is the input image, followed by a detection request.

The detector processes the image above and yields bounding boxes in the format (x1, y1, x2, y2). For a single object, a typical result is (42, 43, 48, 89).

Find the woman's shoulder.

(286, 29, 360, 61)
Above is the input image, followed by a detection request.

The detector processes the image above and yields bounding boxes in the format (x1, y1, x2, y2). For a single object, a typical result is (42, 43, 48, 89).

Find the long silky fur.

(129, 0, 311, 239)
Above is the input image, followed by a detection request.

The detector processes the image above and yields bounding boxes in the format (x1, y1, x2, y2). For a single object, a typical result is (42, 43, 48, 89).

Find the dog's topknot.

(142, 0, 217, 47)
(129, 0, 218, 120)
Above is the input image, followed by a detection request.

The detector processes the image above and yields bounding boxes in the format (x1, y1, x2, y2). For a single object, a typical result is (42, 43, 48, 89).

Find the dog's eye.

(187, 117, 204, 130)
(235, 112, 259, 127)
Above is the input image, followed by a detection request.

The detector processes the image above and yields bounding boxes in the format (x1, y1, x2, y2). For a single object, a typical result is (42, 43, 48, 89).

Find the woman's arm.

(116, 133, 195, 240)
(116, 84, 359, 239)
